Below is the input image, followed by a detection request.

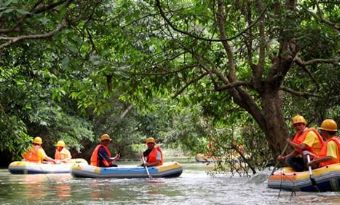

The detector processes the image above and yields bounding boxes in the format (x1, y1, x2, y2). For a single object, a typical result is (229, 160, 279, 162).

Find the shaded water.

(1, 163, 340, 204)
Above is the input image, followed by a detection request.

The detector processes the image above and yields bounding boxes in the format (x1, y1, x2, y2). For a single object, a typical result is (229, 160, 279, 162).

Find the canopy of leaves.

(1, 0, 340, 173)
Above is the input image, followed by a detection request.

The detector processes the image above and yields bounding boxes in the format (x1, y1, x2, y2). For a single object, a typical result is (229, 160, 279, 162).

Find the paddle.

(306, 153, 319, 191)
(271, 142, 289, 175)
(109, 153, 120, 161)
(141, 156, 152, 179)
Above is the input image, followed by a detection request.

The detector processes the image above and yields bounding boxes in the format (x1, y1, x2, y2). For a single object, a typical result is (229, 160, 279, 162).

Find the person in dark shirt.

(141, 137, 163, 167)
(90, 134, 120, 167)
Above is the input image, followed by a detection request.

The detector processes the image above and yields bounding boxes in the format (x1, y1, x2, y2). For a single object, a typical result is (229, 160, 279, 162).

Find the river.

(1, 162, 340, 205)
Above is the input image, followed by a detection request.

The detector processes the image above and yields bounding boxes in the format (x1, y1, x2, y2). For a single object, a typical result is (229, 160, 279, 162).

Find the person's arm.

(111, 153, 120, 161)
(22, 147, 31, 160)
(144, 151, 162, 166)
(277, 150, 298, 161)
(301, 131, 319, 151)
(98, 147, 112, 162)
(98, 147, 120, 164)
(308, 141, 337, 167)
(63, 149, 72, 160)
(59, 149, 72, 163)
(287, 138, 301, 151)
(40, 149, 56, 163)
(308, 156, 333, 167)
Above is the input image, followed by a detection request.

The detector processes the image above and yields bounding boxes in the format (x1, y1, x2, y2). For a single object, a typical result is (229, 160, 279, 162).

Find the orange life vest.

(22, 145, 43, 163)
(55, 148, 71, 160)
(292, 128, 324, 155)
(146, 146, 163, 165)
(90, 145, 111, 167)
(318, 137, 340, 167)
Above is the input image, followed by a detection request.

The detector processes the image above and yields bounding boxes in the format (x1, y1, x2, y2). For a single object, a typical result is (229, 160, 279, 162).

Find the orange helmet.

(320, 119, 337, 132)
(292, 115, 307, 125)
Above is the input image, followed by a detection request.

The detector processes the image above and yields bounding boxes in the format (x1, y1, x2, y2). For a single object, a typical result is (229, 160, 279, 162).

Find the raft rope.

(278, 171, 284, 198)
(278, 169, 296, 199)
(289, 173, 297, 199)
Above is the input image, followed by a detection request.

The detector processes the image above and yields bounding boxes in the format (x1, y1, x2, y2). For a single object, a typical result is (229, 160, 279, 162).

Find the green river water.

(1, 162, 340, 205)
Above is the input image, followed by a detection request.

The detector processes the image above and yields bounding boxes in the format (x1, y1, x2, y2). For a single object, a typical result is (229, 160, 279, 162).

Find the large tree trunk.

(227, 86, 290, 159)
(212, 0, 297, 159)
(261, 89, 290, 158)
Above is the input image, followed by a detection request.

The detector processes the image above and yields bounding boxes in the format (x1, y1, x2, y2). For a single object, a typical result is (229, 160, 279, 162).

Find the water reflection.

(21, 175, 48, 200)
(1, 164, 340, 204)
(0, 173, 73, 204)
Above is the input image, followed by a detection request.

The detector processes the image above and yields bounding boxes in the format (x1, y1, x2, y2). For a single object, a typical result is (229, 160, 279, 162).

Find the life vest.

(90, 145, 111, 167)
(22, 145, 44, 163)
(318, 137, 340, 167)
(55, 148, 72, 160)
(146, 146, 163, 165)
(292, 128, 324, 155)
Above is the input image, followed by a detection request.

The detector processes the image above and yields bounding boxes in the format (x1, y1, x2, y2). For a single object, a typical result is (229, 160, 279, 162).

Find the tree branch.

(131, 64, 198, 76)
(0, 0, 72, 34)
(294, 56, 339, 65)
(0, 21, 66, 50)
(214, 81, 252, 91)
(172, 72, 208, 98)
(315, 2, 340, 32)
(155, 0, 267, 42)
(280, 86, 320, 98)
(256, 0, 266, 77)
(293, 56, 320, 88)
(216, 0, 236, 82)
(120, 105, 133, 120)
(86, 28, 98, 53)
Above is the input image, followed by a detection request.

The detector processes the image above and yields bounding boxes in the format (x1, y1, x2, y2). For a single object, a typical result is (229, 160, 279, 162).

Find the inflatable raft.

(268, 163, 340, 192)
(8, 158, 88, 174)
(71, 162, 183, 178)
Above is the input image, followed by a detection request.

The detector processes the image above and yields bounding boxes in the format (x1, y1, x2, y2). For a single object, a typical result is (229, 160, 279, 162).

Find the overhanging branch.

(280, 86, 320, 98)
(172, 72, 208, 98)
(0, 0, 72, 34)
(0, 21, 66, 50)
(294, 56, 320, 89)
(131, 64, 198, 76)
(294, 56, 339, 65)
(215, 81, 252, 91)
(155, 0, 267, 42)
(299, 3, 340, 32)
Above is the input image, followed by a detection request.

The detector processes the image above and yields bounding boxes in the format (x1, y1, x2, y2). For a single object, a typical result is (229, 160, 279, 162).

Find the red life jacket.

(318, 137, 340, 167)
(90, 145, 111, 167)
(292, 128, 324, 155)
(146, 146, 163, 165)
(22, 145, 43, 163)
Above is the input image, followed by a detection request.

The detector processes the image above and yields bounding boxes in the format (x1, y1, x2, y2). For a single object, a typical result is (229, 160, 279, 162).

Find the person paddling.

(277, 115, 324, 171)
(141, 137, 163, 167)
(54, 140, 72, 163)
(90, 134, 120, 167)
(308, 119, 340, 168)
(22, 136, 56, 164)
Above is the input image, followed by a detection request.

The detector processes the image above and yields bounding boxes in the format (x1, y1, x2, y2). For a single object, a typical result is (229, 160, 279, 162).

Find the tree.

(0, 0, 104, 159)
(100, 0, 340, 157)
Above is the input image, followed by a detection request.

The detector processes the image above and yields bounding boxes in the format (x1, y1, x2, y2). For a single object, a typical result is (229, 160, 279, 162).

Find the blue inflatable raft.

(71, 162, 183, 178)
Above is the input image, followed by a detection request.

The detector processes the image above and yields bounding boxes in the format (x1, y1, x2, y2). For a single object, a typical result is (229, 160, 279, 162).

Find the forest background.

(1, 0, 340, 173)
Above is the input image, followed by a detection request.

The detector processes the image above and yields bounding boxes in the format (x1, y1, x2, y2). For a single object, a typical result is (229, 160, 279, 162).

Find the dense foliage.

(1, 0, 340, 173)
